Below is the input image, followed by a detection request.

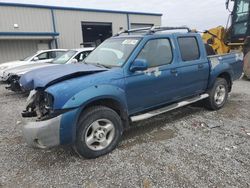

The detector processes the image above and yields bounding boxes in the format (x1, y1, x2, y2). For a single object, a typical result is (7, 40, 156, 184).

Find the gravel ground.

(0, 79, 250, 187)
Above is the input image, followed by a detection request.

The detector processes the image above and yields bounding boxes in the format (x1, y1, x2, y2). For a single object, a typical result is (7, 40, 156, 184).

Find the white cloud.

(0, 0, 232, 29)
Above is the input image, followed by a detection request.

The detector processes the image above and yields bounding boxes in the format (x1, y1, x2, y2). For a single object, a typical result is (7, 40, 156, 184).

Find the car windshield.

(84, 37, 140, 67)
(20, 54, 34, 61)
(233, 0, 250, 35)
(52, 50, 77, 64)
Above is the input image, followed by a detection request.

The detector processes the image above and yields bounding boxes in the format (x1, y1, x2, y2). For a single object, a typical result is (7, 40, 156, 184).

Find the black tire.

(243, 51, 250, 79)
(205, 78, 228, 110)
(74, 106, 123, 159)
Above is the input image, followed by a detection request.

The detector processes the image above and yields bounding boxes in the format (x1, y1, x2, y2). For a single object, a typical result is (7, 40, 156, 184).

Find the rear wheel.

(74, 106, 123, 159)
(243, 51, 250, 79)
(205, 78, 228, 110)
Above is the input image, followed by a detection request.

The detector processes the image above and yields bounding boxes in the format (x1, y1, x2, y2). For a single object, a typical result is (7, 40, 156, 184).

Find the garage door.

(0, 40, 48, 64)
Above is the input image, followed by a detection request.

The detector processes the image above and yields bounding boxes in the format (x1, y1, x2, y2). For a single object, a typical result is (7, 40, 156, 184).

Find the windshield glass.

(84, 38, 140, 67)
(233, 0, 250, 35)
(52, 50, 77, 64)
(21, 54, 34, 61)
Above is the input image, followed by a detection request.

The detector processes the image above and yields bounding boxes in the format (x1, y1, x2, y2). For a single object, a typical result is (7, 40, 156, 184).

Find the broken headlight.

(37, 92, 54, 118)
(23, 91, 54, 119)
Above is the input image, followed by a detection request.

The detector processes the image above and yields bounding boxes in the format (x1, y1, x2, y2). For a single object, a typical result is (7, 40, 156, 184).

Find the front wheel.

(74, 106, 123, 159)
(205, 78, 228, 110)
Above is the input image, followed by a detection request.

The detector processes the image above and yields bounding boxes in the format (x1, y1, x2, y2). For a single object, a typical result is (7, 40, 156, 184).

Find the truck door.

(175, 36, 209, 97)
(125, 37, 180, 114)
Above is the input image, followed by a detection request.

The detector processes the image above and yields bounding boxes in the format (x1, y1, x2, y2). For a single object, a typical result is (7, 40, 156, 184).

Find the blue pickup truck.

(20, 27, 243, 158)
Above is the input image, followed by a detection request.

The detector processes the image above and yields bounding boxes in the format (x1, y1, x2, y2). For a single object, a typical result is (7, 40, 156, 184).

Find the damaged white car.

(4, 48, 94, 92)
(0, 49, 67, 81)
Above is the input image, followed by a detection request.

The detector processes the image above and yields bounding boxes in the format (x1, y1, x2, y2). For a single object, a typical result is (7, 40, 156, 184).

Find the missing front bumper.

(22, 115, 62, 148)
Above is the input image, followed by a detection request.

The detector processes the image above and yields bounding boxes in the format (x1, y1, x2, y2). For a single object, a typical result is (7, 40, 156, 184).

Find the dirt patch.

(0, 79, 250, 187)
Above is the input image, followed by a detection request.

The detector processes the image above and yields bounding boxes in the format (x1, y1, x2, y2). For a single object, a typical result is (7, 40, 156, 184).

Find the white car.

(4, 48, 94, 91)
(0, 49, 67, 81)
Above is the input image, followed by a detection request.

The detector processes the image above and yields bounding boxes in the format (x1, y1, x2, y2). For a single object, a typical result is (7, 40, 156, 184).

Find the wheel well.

(218, 72, 232, 92)
(81, 98, 130, 129)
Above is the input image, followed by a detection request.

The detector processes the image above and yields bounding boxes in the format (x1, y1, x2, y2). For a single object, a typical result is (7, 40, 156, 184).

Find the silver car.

(0, 49, 67, 81)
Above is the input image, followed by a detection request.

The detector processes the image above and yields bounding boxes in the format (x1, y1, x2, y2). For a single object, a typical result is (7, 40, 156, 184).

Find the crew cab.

(20, 27, 243, 159)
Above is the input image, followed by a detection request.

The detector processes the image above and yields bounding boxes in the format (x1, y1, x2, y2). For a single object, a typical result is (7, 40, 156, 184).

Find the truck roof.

(113, 26, 192, 38)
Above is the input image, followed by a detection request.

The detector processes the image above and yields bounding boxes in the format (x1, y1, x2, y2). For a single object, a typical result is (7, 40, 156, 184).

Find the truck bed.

(208, 52, 243, 81)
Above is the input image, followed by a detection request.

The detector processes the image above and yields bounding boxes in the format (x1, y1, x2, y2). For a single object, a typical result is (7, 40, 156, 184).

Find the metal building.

(0, 2, 162, 63)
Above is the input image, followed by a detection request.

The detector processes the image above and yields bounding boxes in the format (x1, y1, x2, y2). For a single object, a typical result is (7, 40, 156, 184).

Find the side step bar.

(131, 94, 209, 122)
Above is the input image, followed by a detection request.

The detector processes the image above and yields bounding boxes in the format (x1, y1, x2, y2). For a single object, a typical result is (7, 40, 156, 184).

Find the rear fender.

(208, 62, 233, 90)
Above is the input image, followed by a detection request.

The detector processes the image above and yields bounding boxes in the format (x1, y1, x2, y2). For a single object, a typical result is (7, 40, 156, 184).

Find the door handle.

(198, 64, 204, 69)
(170, 69, 178, 76)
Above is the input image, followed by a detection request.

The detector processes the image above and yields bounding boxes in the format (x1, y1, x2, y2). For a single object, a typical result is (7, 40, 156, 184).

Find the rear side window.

(36, 52, 49, 60)
(178, 37, 200, 61)
(137, 38, 173, 68)
(49, 51, 56, 59)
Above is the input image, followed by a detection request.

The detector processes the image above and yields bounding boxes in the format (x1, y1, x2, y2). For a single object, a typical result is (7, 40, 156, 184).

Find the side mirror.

(130, 59, 148, 72)
(71, 59, 78, 64)
(33, 57, 39, 61)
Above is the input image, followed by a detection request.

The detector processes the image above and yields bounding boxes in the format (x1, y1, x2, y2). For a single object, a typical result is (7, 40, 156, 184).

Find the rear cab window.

(178, 37, 200, 62)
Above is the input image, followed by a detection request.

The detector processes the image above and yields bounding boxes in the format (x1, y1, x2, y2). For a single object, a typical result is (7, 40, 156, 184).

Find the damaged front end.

(5, 75, 23, 92)
(22, 90, 62, 148)
(22, 90, 54, 120)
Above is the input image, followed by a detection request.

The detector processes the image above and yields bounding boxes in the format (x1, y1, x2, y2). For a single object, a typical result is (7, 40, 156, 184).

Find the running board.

(131, 94, 209, 122)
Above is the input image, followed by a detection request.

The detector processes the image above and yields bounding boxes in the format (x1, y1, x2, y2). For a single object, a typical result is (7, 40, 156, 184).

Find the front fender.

(62, 84, 127, 110)
(59, 85, 128, 145)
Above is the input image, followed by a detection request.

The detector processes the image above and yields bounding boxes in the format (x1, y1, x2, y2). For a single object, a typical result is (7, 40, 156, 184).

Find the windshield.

(21, 54, 34, 61)
(84, 38, 140, 67)
(52, 50, 77, 64)
(233, 0, 250, 35)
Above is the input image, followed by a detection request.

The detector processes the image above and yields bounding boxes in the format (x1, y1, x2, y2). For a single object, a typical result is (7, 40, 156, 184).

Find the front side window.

(178, 37, 200, 61)
(52, 50, 77, 64)
(136, 38, 173, 68)
(84, 38, 140, 67)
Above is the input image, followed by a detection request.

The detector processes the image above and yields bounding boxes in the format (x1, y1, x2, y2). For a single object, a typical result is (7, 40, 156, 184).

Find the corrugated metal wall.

(0, 40, 38, 62)
(0, 4, 162, 63)
(129, 14, 161, 27)
(0, 5, 53, 63)
(0, 6, 53, 32)
(54, 10, 128, 49)
(53, 10, 161, 49)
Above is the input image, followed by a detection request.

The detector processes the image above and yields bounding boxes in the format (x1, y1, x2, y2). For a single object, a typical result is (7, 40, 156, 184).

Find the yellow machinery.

(202, 0, 250, 79)
(202, 26, 230, 55)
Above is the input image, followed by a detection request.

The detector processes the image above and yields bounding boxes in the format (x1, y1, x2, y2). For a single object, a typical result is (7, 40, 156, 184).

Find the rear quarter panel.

(208, 52, 243, 89)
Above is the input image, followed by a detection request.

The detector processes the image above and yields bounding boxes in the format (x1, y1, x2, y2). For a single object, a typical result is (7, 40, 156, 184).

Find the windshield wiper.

(95, 63, 111, 69)
(82, 61, 111, 69)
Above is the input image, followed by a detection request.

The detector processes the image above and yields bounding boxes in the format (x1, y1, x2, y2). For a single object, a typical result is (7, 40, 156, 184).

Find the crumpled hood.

(20, 64, 108, 90)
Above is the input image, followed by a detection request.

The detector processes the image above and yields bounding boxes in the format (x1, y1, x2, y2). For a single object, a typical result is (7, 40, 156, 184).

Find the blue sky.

(0, 0, 233, 30)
